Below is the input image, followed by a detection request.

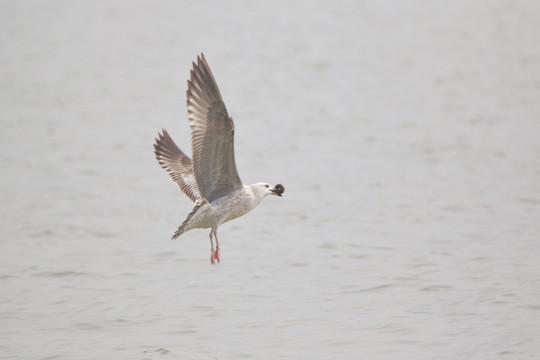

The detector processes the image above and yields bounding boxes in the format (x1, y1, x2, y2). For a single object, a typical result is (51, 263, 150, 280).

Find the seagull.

(154, 53, 285, 264)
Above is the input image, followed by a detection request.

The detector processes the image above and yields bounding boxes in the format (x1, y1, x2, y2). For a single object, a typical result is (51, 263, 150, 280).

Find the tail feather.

(172, 202, 205, 240)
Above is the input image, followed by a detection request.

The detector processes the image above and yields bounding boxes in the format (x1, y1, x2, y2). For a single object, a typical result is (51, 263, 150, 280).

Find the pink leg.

(214, 228, 220, 263)
(209, 227, 221, 264)
(209, 228, 216, 264)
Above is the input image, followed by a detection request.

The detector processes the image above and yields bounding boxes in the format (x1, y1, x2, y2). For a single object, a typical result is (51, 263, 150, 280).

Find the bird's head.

(253, 182, 285, 198)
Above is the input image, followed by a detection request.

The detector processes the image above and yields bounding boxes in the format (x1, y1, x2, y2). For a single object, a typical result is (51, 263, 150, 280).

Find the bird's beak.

(270, 184, 285, 197)
(270, 189, 282, 197)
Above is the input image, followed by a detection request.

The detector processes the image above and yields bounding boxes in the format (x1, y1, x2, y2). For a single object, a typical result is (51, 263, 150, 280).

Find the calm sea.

(2, 1, 539, 359)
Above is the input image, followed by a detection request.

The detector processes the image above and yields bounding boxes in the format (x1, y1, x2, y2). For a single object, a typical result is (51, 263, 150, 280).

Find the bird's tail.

(172, 202, 205, 240)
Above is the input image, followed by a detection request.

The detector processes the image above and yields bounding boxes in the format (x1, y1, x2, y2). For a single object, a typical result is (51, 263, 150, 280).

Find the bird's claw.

(210, 247, 220, 265)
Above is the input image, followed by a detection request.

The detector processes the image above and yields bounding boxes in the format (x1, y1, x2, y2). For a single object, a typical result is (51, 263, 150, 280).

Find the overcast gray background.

(1, 1, 540, 359)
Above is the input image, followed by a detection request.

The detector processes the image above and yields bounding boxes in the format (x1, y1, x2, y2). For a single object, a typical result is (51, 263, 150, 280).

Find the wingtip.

(192, 52, 205, 71)
(154, 128, 171, 160)
(154, 128, 166, 144)
(191, 53, 209, 77)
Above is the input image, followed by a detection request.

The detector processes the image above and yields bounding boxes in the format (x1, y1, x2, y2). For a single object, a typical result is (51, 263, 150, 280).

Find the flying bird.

(154, 53, 284, 264)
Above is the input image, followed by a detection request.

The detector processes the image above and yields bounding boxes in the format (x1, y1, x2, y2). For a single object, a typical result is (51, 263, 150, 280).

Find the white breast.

(212, 185, 263, 225)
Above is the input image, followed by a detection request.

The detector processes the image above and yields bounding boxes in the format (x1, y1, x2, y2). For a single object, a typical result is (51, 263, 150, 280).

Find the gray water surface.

(2, 1, 540, 359)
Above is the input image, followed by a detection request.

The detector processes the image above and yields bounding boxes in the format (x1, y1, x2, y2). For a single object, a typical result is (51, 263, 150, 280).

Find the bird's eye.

(265, 184, 269, 188)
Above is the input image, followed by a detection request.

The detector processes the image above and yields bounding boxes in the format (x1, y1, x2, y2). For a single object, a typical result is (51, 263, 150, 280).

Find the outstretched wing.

(154, 129, 202, 203)
(187, 53, 243, 203)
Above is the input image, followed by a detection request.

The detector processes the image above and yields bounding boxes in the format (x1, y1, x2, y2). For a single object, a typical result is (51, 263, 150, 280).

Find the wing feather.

(154, 129, 202, 203)
(187, 53, 242, 202)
